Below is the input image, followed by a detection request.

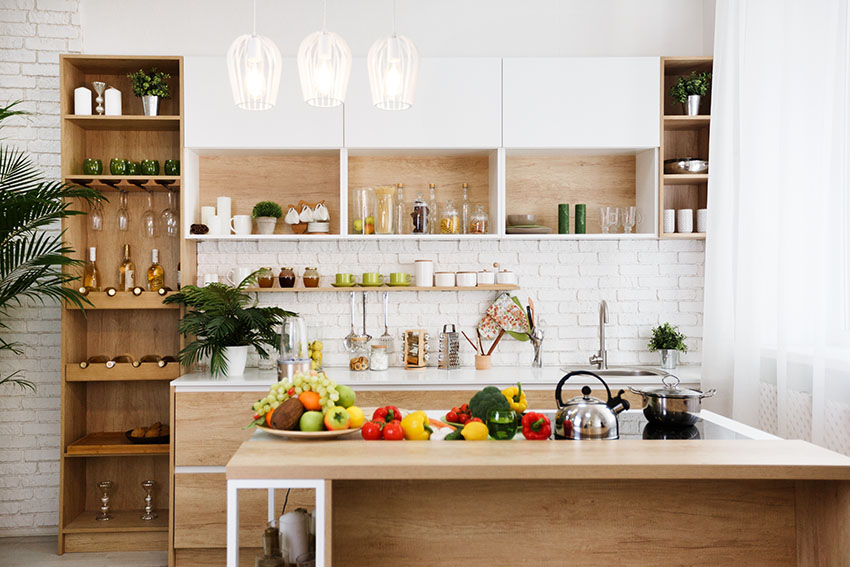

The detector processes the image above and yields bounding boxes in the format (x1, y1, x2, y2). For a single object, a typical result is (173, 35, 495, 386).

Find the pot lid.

(636, 374, 707, 399)
(563, 385, 607, 406)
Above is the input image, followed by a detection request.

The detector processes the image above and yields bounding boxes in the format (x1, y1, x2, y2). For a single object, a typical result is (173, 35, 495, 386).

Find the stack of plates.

(307, 222, 330, 234)
(506, 214, 552, 234)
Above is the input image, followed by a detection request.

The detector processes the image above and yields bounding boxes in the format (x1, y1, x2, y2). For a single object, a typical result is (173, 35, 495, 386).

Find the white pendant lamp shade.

(227, 33, 282, 111)
(367, 33, 419, 111)
(297, 30, 352, 107)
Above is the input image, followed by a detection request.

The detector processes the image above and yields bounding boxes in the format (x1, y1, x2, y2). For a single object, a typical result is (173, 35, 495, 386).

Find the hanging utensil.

(361, 292, 372, 342)
(438, 324, 460, 369)
(374, 291, 394, 352)
(343, 291, 357, 350)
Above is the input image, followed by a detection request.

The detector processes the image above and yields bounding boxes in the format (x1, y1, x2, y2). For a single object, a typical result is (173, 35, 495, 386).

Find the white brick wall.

(0, 0, 80, 536)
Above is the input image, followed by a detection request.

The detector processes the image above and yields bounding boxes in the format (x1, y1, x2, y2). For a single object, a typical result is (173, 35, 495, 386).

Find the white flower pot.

(221, 345, 249, 377)
(255, 217, 277, 235)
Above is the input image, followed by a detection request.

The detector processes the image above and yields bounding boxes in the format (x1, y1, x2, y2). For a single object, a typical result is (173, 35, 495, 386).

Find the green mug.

(109, 158, 127, 176)
(335, 273, 354, 285)
(164, 159, 180, 176)
(361, 273, 383, 286)
(127, 161, 141, 175)
(141, 160, 160, 175)
(82, 158, 102, 175)
(389, 272, 410, 284)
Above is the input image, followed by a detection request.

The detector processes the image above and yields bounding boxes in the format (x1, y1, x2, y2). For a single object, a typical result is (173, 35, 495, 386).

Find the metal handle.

(349, 292, 355, 330)
(555, 370, 614, 408)
(361, 292, 368, 335)
(700, 388, 717, 399)
(628, 386, 648, 399)
(383, 291, 389, 329)
(661, 374, 681, 389)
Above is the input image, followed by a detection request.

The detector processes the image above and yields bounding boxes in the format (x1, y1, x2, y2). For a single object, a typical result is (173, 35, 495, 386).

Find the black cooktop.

(617, 411, 753, 440)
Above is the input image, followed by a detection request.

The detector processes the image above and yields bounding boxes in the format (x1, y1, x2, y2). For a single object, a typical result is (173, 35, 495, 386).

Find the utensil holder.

(475, 354, 491, 370)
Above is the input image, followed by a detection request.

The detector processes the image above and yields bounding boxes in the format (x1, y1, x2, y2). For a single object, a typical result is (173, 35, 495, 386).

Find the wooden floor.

(0, 536, 167, 566)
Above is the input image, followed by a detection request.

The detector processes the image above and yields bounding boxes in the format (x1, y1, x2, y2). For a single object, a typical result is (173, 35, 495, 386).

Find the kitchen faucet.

(589, 300, 608, 369)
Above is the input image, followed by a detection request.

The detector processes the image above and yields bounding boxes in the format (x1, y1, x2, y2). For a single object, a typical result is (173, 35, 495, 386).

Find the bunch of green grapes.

(251, 370, 340, 415)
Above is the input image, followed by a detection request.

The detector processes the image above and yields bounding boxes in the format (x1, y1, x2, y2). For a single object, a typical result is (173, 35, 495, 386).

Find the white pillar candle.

(201, 206, 216, 227)
(104, 87, 122, 116)
(74, 86, 92, 115)
(216, 197, 232, 234)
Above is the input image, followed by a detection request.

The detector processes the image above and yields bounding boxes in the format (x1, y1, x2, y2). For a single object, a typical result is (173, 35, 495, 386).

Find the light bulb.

(245, 60, 264, 99)
(384, 61, 402, 98)
(315, 59, 334, 96)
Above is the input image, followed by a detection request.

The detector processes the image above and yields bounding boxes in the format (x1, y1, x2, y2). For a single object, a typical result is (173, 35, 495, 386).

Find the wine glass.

(600, 206, 619, 234)
(117, 191, 130, 232)
(142, 191, 158, 238)
(89, 201, 103, 231)
(161, 190, 178, 238)
(620, 206, 641, 234)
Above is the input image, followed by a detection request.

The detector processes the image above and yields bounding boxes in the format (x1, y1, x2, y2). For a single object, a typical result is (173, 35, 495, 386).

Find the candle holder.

(140, 480, 157, 521)
(96, 480, 113, 521)
(92, 81, 106, 115)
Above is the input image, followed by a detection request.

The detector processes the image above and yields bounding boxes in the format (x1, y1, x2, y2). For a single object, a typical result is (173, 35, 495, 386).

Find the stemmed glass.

(142, 191, 158, 238)
(89, 201, 104, 231)
(620, 206, 641, 234)
(117, 191, 130, 232)
(161, 190, 178, 238)
(600, 206, 619, 234)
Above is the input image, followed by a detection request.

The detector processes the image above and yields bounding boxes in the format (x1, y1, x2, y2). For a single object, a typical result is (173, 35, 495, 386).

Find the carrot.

(429, 418, 455, 431)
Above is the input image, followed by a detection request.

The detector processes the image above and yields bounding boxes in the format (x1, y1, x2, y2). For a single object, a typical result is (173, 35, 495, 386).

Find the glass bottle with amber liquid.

(119, 244, 135, 292)
(83, 246, 101, 292)
(147, 248, 165, 292)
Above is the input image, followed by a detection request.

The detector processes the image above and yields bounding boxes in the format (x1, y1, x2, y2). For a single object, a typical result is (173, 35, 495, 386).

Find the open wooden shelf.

(663, 173, 708, 185)
(64, 509, 168, 533)
(65, 363, 180, 382)
(65, 175, 180, 191)
(65, 291, 178, 310)
(63, 115, 181, 131)
(66, 432, 169, 457)
(663, 115, 711, 130)
(244, 284, 520, 293)
(661, 232, 706, 240)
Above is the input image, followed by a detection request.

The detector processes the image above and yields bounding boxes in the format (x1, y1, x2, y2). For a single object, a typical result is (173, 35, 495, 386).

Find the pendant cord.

(322, 0, 327, 30)
(392, 0, 397, 35)
(252, 0, 257, 35)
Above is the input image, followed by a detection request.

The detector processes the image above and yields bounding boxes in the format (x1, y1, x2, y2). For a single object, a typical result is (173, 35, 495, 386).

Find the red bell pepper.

(382, 421, 404, 441)
(521, 412, 551, 440)
(361, 420, 384, 441)
(373, 406, 402, 424)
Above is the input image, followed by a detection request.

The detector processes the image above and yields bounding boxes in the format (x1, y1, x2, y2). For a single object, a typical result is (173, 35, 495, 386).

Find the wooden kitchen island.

(226, 418, 850, 567)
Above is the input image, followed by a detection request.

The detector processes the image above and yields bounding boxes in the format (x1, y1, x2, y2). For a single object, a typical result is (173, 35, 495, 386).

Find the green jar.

(141, 160, 160, 176)
(82, 158, 102, 175)
(127, 161, 141, 175)
(109, 158, 127, 176)
(164, 159, 180, 176)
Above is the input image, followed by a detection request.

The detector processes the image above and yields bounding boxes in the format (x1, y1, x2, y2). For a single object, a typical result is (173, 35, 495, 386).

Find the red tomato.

(446, 411, 459, 423)
(361, 421, 383, 441)
(382, 421, 404, 441)
(469, 417, 483, 423)
(458, 414, 470, 424)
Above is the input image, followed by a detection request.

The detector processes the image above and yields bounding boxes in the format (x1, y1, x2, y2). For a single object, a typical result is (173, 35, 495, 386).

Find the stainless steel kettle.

(554, 370, 630, 440)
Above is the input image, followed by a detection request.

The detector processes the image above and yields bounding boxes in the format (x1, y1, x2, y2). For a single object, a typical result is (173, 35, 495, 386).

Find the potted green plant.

(252, 201, 283, 235)
(669, 71, 712, 116)
(648, 323, 688, 370)
(164, 273, 294, 377)
(127, 67, 172, 116)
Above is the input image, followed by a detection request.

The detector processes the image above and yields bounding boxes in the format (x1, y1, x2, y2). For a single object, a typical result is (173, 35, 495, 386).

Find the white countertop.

(171, 364, 701, 392)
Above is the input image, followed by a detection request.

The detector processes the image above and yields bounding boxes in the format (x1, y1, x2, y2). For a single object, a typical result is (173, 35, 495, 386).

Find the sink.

(559, 366, 666, 377)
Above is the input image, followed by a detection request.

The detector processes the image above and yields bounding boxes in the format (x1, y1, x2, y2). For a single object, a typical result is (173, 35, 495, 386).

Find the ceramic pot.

(221, 345, 249, 377)
(255, 217, 277, 234)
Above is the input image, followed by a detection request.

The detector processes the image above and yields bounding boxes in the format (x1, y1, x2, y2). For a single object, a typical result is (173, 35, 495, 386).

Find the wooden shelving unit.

(659, 56, 713, 238)
(59, 54, 190, 555)
(244, 284, 520, 293)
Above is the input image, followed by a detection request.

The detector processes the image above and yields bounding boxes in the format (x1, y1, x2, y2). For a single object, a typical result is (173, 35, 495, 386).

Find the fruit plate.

(125, 430, 169, 445)
(256, 424, 363, 440)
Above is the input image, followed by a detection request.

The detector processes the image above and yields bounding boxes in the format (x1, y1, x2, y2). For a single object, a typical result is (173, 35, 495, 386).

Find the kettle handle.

(555, 370, 614, 408)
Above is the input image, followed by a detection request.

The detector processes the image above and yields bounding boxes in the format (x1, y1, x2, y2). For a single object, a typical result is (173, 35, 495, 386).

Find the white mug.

(203, 273, 219, 285)
(231, 215, 252, 235)
(414, 260, 434, 287)
(496, 271, 517, 285)
(456, 272, 477, 287)
(677, 209, 694, 234)
(201, 206, 216, 227)
(226, 267, 253, 286)
(697, 208, 708, 233)
(477, 271, 495, 285)
(434, 272, 456, 287)
(208, 214, 224, 235)
(663, 209, 676, 234)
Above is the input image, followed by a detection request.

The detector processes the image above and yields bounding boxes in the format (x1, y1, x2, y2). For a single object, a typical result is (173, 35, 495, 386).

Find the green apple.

(336, 384, 356, 408)
(299, 411, 325, 432)
(353, 219, 363, 231)
(324, 407, 350, 430)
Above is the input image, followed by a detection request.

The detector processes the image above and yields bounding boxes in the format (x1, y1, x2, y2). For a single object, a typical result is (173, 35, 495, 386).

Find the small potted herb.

(127, 67, 172, 116)
(648, 323, 688, 369)
(669, 71, 712, 116)
(252, 201, 283, 235)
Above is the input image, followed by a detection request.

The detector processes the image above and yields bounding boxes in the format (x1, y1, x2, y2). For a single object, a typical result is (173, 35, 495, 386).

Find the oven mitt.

(478, 293, 530, 341)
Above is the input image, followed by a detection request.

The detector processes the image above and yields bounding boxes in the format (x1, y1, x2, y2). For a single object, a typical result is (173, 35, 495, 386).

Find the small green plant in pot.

(127, 67, 172, 116)
(648, 323, 688, 370)
(252, 201, 283, 235)
(164, 272, 294, 377)
(669, 71, 712, 116)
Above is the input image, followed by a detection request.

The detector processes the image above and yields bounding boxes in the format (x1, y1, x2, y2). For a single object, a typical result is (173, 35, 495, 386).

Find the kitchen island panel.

(795, 480, 850, 566)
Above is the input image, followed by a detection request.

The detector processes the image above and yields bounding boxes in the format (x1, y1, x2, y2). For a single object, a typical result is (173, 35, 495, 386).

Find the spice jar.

(257, 268, 275, 288)
(374, 185, 395, 235)
(278, 267, 295, 288)
(410, 193, 429, 234)
(303, 267, 319, 288)
(351, 187, 376, 235)
(348, 336, 370, 371)
(470, 204, 489, 234)
(370, 344, 389, 371)
(440, 199, 460, 234)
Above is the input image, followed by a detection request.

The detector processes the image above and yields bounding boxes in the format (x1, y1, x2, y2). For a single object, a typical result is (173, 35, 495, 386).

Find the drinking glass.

(117, 191, 130, 232)
(161, 190, 178, 238)
(487, 408, 517, 440)
(620, 206, 639, 233)
(600, 206, 619, 234)
(142, 191, 158, 238)
(89, 201, 104, 231)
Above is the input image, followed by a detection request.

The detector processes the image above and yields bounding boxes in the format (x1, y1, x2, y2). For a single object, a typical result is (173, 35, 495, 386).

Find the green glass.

(141, 159, 160, 175)
(164, 159, 180, 176)
(127, 161, 141, 175)
(82, 158, 102, 175)
(109, 158, 127, 176)
(487, 409, 517, 440)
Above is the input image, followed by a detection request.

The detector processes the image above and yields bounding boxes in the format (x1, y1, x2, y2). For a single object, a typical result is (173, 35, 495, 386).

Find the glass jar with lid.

(278, 267, 295, 288)
(348, 336, 370, 371)
(257, 267, 275, 288)
(370, 344, 389, 371)
(351, 187, 376, 235)
(440, 199, 460, 234)
(410, 192, 429, 234)
(374, 185, 395, 235)
(302, 267, 319, 288)
(469, 204, 489, 234)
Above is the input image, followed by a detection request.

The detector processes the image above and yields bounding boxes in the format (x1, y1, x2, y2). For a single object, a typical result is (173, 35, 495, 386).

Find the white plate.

(257, 424, 363, 440)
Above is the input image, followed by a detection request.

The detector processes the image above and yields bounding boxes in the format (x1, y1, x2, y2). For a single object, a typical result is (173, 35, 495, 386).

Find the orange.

(299, 391, 322, 411)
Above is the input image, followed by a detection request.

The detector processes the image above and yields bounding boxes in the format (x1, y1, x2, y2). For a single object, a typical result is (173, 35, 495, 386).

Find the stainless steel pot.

(629, 375, 716, 428)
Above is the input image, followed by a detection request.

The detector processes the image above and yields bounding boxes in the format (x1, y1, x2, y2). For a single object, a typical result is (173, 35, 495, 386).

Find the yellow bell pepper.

(400, 411, 433, 440)
(461, 421, 489, 441)
(502, 382, 528, 414)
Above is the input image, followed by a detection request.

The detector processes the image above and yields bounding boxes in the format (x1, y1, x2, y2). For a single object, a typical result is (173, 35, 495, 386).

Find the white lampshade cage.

(297, 30, 351, 107)
(367, 34, 419, 111)
(226, 33, 282, 111)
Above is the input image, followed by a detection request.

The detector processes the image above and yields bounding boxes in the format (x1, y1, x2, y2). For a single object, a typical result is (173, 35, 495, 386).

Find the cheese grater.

(438, 324, 460, 369)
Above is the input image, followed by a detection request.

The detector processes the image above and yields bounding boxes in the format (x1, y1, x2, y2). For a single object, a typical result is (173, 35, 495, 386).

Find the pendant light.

(367, 0, 419, 111)
(226, 0, 282, 111)
(297, 0, 351, 107)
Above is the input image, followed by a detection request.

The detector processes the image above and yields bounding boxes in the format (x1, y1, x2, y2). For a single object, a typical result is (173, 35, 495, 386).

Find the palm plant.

(0, 100, 104, 391)
(163, 272, 295, 376)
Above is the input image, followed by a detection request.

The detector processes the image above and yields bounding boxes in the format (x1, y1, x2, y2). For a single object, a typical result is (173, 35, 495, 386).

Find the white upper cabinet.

(503, 57, 660, 148)
(344, 57, 502, 148)
(184, 56, 343, 149)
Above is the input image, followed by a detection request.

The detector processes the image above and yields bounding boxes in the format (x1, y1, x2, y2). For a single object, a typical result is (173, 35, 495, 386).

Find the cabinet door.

(184, 56, 343, 149)
(503, 57, 660, 148)
(344, 57, 502, 148)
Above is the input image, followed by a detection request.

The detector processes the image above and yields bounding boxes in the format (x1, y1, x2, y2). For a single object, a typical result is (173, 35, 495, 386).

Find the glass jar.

(278, 267, 295, 288)
(374, 185, 395, 235)
(351, 187, 376, 235)
(303, 267, 319, 288)
(410, 193, 429, 234)
(348, 336, 370, 371)
(370, 344, 389, 371)
(469, 204, 489, 234)
(257, 267, 275, 288)
(440, 200, 460, 234)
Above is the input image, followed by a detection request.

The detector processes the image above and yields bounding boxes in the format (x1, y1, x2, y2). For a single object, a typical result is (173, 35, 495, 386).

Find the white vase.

(255, 217, 277, 235)
(221, 345, 249, 377)
(142, 95, 159, 116)
(686, 94, 701, 116)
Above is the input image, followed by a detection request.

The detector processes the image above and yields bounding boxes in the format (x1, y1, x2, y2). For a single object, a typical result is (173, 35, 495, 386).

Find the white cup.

(456, 272, 477, 287)
(201, 206, 216, 227)
(414, 260, 434, 287)
(697, 208, 708, 233)
(225, 267, 253, 286)
(496, 271, 517, 285)
(208, 214, 224, 235)
(231, 215, 252, 235)
(216, 197, 232, 233)
(203, 273, 219, 285)
(677, 209, 694, 233)
(434, 272, 456, 287)
(477, 271, 495, 285)
(663, 209, 676, 234)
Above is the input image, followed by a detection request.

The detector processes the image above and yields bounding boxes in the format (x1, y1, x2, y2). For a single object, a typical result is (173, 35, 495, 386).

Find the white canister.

(201, 206, 216, 227)
(434, 272, 456, 287)
(676, 209, 694, 234)
(456, 271, 477, 287)
(230, 214, 252, 235)
(477, 270, 495, 285)
(496, 271, 517, 285)
(74, 86, 92, 115)
(203, 273, 219, 285)
(104, 87, 122, 116)
(414, 260, 434, 287)
(696, 208, 708, 233)
(663, 209, 676, 234)
(216, 197, 232, 234)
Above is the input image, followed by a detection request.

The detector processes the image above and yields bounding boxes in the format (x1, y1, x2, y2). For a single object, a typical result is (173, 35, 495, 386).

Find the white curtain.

(704, 0, 850, 452)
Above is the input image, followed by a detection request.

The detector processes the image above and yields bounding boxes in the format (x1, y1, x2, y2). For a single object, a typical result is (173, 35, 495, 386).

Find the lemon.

(347, 406, 365, 428)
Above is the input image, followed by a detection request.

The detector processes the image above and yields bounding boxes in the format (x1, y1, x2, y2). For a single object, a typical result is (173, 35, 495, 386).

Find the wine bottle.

(147, 249, 164, 292)
(119, 244, 136, 292)
(132, 286, 144, 296)
(79, 355, 109, 368)
(83, 247, 101, 292)
(157, 355, 178, 368)
(106, 354, 134, 368)
(104, 287, 117, 297)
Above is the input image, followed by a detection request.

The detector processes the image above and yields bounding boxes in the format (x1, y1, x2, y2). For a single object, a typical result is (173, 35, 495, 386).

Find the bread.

(130, 427, 146, 438)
